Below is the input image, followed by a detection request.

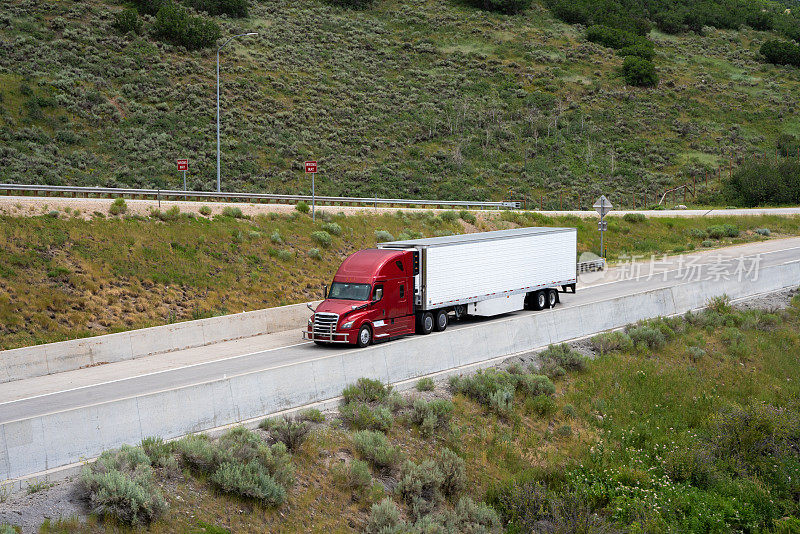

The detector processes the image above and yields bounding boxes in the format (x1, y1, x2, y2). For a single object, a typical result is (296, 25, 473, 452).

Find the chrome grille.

(313, 312, 339, 334)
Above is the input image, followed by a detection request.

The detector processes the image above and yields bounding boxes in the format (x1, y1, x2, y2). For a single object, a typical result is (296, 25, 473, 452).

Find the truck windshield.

(328, 282, 371, 301)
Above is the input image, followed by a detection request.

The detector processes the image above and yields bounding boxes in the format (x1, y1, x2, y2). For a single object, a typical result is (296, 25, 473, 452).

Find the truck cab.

(303, 249, 416, 347)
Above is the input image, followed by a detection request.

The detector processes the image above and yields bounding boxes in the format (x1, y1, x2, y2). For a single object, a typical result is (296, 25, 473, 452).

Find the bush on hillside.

(622, 56, 658, 87)
(352, 430, 401, 470)
(395, 459, 444, 518)
(310, 230, 332, 247)
(761, 40, 800, 67)
(623, 213, 646, 223)
(342, 378, 389, 404)
(154, 2, 221, 50)
(618, 43, 654, 60)
(410, 399, 453, 437)
(109, 198, 128, 215)
(467, 0, 531, 14)
(340, 402, 394, 432)
(185, 0, 248, 17)
(327, 0, 375, 8)
(724, 162, 800, 206)
(259, 416, 310, 451)
(435, 448, 466, 497)
(113, 9, 143, 35)
(131, 0, 165, 15)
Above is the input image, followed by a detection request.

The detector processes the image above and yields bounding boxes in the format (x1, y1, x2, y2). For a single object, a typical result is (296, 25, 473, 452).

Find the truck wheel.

(357, 325, 372, 347)
(418, 312, 434, 335)
(547, 289, 558, 308)
(434, 309, 448, 332)
(533, 290, 547, 311)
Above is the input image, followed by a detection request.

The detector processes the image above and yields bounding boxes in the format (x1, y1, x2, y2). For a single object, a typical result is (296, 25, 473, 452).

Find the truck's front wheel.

(357, 325, 372, 347)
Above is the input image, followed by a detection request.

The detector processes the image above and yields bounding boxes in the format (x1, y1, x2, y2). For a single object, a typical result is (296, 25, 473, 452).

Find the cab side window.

(372, 284, 383, 301)
(399, 284, 405, 299)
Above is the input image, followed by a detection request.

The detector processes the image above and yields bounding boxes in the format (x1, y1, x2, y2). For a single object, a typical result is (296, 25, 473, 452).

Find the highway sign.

(177, 159, 188, 172)
(593, 195, 613, 218)
(305, 161, 317, 174)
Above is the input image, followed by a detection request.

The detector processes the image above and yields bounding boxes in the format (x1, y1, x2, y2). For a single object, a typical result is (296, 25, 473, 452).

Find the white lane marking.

(0, 341, 313, 407)
(581, 244, 800, 290)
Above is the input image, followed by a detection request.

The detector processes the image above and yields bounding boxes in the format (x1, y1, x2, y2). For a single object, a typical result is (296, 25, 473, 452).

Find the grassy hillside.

(23, 292, 800, 533)
(1, 204, 798, 349)
(2, 0, 800, 203)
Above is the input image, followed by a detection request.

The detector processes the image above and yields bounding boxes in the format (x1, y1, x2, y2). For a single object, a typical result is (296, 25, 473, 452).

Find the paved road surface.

(1, 237, 799, 425)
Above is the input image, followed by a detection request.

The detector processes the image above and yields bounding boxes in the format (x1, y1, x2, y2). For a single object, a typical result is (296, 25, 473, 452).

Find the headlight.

(341, 320, 354, 329)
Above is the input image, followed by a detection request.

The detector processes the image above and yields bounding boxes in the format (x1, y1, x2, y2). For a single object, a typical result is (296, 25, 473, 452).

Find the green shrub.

(618, 43, 654, 60)
(140, 436, 175, 469)
(365, 498, 403, 534)
(342, 378, 389, 404)
(435, 448, 466, 497)
(0, 525, 15, 534)
(259, 416, 310, 451)
(663, 447, 718, 488)
(688, 227, 707, 238)
(701, 239, 715, 248)
(525, 395, 556, 417)
(538, 344, 587, 372)
(221, 206, 244, 218)
(340, 402, 394, 432)
(459, 210, 477, 224)
(416, 377, 435, 391)
(518, 374, 555, 397)
(451, 496, 502, 531)
(185, 0, 248, 17)
(395, 459, 444, 517)
(352, 430, 401, 470)
(724, 162, 800, 206)
(440, 210, 457, 222)
(489, 388, 514, 417)
(622, 56, 658, 87)
(627, 325, 666, 350)
(176, 434, 223, 471)
(410, 399, 453, 438)
(80, 446, 167, 526)
(153, 2, 220, 50)
(210, 461, 286, 505)
(586, 25, 645, 50)
(761, 39, 800, 67)
(467, 0, 531, 14)
(591, 331, 634, 354)
(308, 248, 322, 260)
(755, 228, 771, 236)
(299, 408, 325, 423)
(113, 8, 142, 34)
(296, 201, 309, 213)
(622, 213, 645, 223)
(199, 205, 212, 216)
(109, 198, 128, 216)
(375, 230, 395, 242)
(270, 229, 283, 244)
(328, 0, 375, 9)
(311, 230, 332, 247)
(384, 391, 407, 412)
(449, 369, 518, 407)
(277, 249, 294, 262)
(340, 458, 372, 494)
(321, 222, 342, 235)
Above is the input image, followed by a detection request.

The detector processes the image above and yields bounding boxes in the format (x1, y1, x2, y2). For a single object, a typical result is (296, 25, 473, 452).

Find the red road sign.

(177, 159, 188, 172)
(305, 161, 317, 174)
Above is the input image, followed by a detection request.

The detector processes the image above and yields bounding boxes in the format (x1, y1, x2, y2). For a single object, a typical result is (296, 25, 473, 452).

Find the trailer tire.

(434, 309, 448, 332)
(532, 290, 547, 311)
(547, 289, 558, 308)
(357, 325, 372, 347)
(418, 312, 434, 335)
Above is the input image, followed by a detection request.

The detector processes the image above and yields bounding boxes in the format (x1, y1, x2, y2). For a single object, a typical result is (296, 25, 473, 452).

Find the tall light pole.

(217, 32, 258, 193)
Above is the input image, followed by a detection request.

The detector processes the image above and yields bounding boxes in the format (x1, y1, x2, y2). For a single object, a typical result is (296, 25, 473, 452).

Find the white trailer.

(377, 227, 577, 317)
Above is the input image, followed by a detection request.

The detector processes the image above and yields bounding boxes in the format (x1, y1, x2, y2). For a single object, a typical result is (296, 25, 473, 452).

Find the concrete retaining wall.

(2, 262, 798, 483)
(0, 301, 318, 383)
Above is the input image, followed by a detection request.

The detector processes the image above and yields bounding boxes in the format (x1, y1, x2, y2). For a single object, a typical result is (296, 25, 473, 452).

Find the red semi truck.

(302, 227, 578, 347)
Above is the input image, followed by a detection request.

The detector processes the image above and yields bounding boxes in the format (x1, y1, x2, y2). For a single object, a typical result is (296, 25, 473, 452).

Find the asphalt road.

(1, 238, 799, 425)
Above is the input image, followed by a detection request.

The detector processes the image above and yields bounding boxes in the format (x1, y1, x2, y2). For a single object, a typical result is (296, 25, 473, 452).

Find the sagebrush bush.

(211, 461, 286, 505)
(342, 459, 372, 493)
(311, 230, 332, 247)
(518, 374, 555, 397)
(140, 436, 176, 470)
(396, 459, 444, 518)
(342, 378, 389, 403)
(296, 201, 309, 214)
(221, 206, 244, 219)
(199, 205, 212, 216)
(435, 448, 466, 497)
(177, 434, 221, 471)
(440, 210, 457, 222)
(299, 408, 325, 423)
(270, 229, 283, 244)
(525, 395, 556, 417)
(340, 402, 393, 432)
(259, 416, 310, 451)
(80, 445, 167, 526)
(467, 0, 531, 14)
(153, 2, 220, 50)
(459, 210, 477, 224)
(352, 430, 401, 470)
(113, 8, 142, 35)
(591, 331, 634, 354)
(365, 498, 402, 534)
(109, 198, 127, 215)
(374, 230, 395, 242)
(622, 213, 645, 223)
(308, 247, 322, 260)
(538, 344, 587, 372)
(411, 399, 453, 438)
(627, 325, 666, 350)
(416, 377, 435, 391)
(321, 222, 342, 235)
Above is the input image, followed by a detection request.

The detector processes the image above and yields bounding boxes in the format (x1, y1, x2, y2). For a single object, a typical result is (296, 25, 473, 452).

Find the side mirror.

(373, 288, 383, 302)
(323, 284, 328, 299)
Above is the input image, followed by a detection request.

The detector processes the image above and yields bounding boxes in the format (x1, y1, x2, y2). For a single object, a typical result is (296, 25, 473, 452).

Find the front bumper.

(302, 330, 352, 343)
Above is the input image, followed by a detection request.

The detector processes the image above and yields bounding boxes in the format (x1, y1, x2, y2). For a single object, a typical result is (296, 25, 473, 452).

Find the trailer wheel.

(533, 290, 547, 311)
(418, 312, 434, 335)
(547, 289, 558, 308)
(434, 309, 448, 332)
(357, 325, 372, 347)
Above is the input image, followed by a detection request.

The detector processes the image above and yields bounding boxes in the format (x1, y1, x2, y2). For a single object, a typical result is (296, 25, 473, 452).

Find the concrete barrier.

(2, 261, 798, 484)
(0, 301, 319, 383)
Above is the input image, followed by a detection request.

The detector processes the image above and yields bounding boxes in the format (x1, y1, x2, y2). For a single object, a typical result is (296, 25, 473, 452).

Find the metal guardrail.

(0, 184, 520, 210)
(577, 259, 605, 273)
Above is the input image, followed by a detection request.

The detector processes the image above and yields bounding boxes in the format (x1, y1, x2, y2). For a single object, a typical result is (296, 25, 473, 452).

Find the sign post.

(305, 161, 318, 221)
(593, 195, 613, 258)
(177, 159, 188, 191)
